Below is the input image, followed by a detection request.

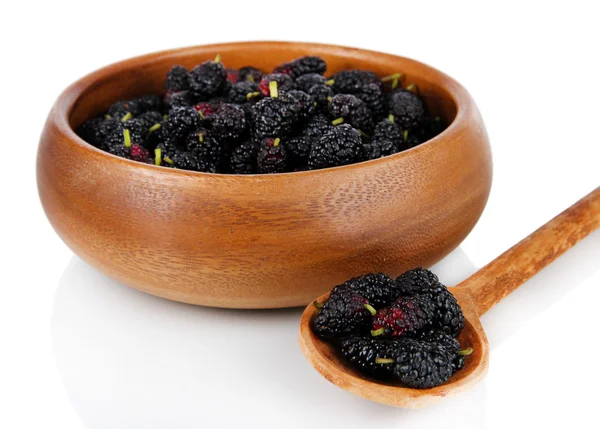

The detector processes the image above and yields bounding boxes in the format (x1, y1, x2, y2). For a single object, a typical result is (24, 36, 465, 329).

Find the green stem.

(269, 81, 278, 98)
(331, 117, 344, 125)
(148, 123, 161, 133)
(123, 129, 131, 148)
(458, 348, 473, 356)
(375, 357, 394, 364)
(313, 301, 323, 309)
(406, 83, 419, 95)
(371, 328, 385, 337)
(363, 304, 376, 315)
(381, 72, 402, 83)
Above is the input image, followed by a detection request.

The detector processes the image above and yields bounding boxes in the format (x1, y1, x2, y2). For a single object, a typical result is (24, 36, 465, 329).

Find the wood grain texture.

(37, 41, 492, 309)
(458, 187, 600, 316)
(299, 187, 599, 407)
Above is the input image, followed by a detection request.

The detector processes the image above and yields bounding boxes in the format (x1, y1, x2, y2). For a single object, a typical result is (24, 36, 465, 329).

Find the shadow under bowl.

(37, 41, 492, 309)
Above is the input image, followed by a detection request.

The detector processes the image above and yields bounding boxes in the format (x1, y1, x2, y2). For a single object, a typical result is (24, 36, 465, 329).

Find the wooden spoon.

(299, 187, 600, 408)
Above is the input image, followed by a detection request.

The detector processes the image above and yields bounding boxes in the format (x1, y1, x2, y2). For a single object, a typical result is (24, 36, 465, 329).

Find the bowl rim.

(50, 40, 476, 179)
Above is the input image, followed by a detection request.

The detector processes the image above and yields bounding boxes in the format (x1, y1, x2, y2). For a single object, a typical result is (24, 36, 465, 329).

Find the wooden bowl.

(36, 41, 492, 309)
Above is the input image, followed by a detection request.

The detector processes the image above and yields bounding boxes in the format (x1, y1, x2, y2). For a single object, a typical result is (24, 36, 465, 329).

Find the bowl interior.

(67, 42, 459, 138)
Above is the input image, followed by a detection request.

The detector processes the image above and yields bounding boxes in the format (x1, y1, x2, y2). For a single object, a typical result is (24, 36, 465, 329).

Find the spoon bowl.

(299, 187, 600, 407)
(299, 288, 489, 408)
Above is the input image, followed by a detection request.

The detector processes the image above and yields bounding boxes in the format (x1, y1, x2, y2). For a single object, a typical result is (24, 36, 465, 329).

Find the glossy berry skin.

(238, 66, 264, 83)
(309, 84, 334, 107)
(107, 100, 141, 120)
(302, 113, 332, 142)
(273, 56, 327, 78)
(341, 334, 458, 387)
(251, 97, 298, 139)
(395, 268, 440, 295)
(387, 337, 454, 389)
(358, 83, 388, 121)
(134, 111, 164, 130)
(308, 124, 363, 170)
(342, 273, 399, 309)
(155, 139, 179, 160)
(453, 355, 466, 372)
(228, 80, 260, 104)
(185, 130, 223, 165)
(171, 151, 216, 173)
(396, 268, 465, 337)
(77, 117, 106, 147)
(165, 90, 194, 109)
(103, 121, 147, 150)
(364, 137, 398, 160)
(330, 69, 380, 94)
(79, 55, 448, 173)
(165, 65, 191, 93)
(189, 60, 228, 99)
(95, 119, 125, 146)
(279, 90, 315, 120)
(410, 328, 460, 360)
(230, 141, 258, 174)
(364, 117, 404, 159)
(372, 295, 435, 336)
(389, 89, 425, 130)
(162, 106, 202, 143)
(295, 73, 327, 92)
(328, 94, 374, 133)
(105, 142, 130, 158)
(340, 336, 396, 380)
(257, 139, 288, 174)
(205, 104, 246, 141)
(135, 94, 164, 114)
(284, 136, 311, 168)
(258, 73, 295, 96)
(312, 288, 373, 339)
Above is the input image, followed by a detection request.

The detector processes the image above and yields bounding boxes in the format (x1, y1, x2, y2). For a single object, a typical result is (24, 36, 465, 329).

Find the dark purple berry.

(308, 124, 363, 170)
(273, 56, 326, 78)
(165, 65, 191, 93)
(257, 138, 288, 174)
(389, 89, 425, 130)
(189, 59, 228, 99)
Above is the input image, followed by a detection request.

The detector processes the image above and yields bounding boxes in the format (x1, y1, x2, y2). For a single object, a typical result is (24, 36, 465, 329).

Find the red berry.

(194, 102, 219, 117)
(130, 144, 149, 163)
(371, 296, 435, 337)
(226, 68, 239, 83)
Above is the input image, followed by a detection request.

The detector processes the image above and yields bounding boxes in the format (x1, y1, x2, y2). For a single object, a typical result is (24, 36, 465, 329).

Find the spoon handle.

(457, 187, 600, 317)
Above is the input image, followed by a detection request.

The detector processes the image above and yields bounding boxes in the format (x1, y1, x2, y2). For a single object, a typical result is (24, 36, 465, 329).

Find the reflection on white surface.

(51, 232, 600, 429)
(51, 248, 490, 428)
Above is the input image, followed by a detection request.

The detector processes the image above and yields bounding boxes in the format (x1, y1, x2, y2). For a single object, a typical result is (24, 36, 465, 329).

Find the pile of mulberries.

(77, 55, 446, 173)
(312, 268, 471, 389)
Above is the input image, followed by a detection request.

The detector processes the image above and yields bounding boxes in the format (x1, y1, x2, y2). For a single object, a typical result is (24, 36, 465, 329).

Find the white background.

(1, 1, 599, 428)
